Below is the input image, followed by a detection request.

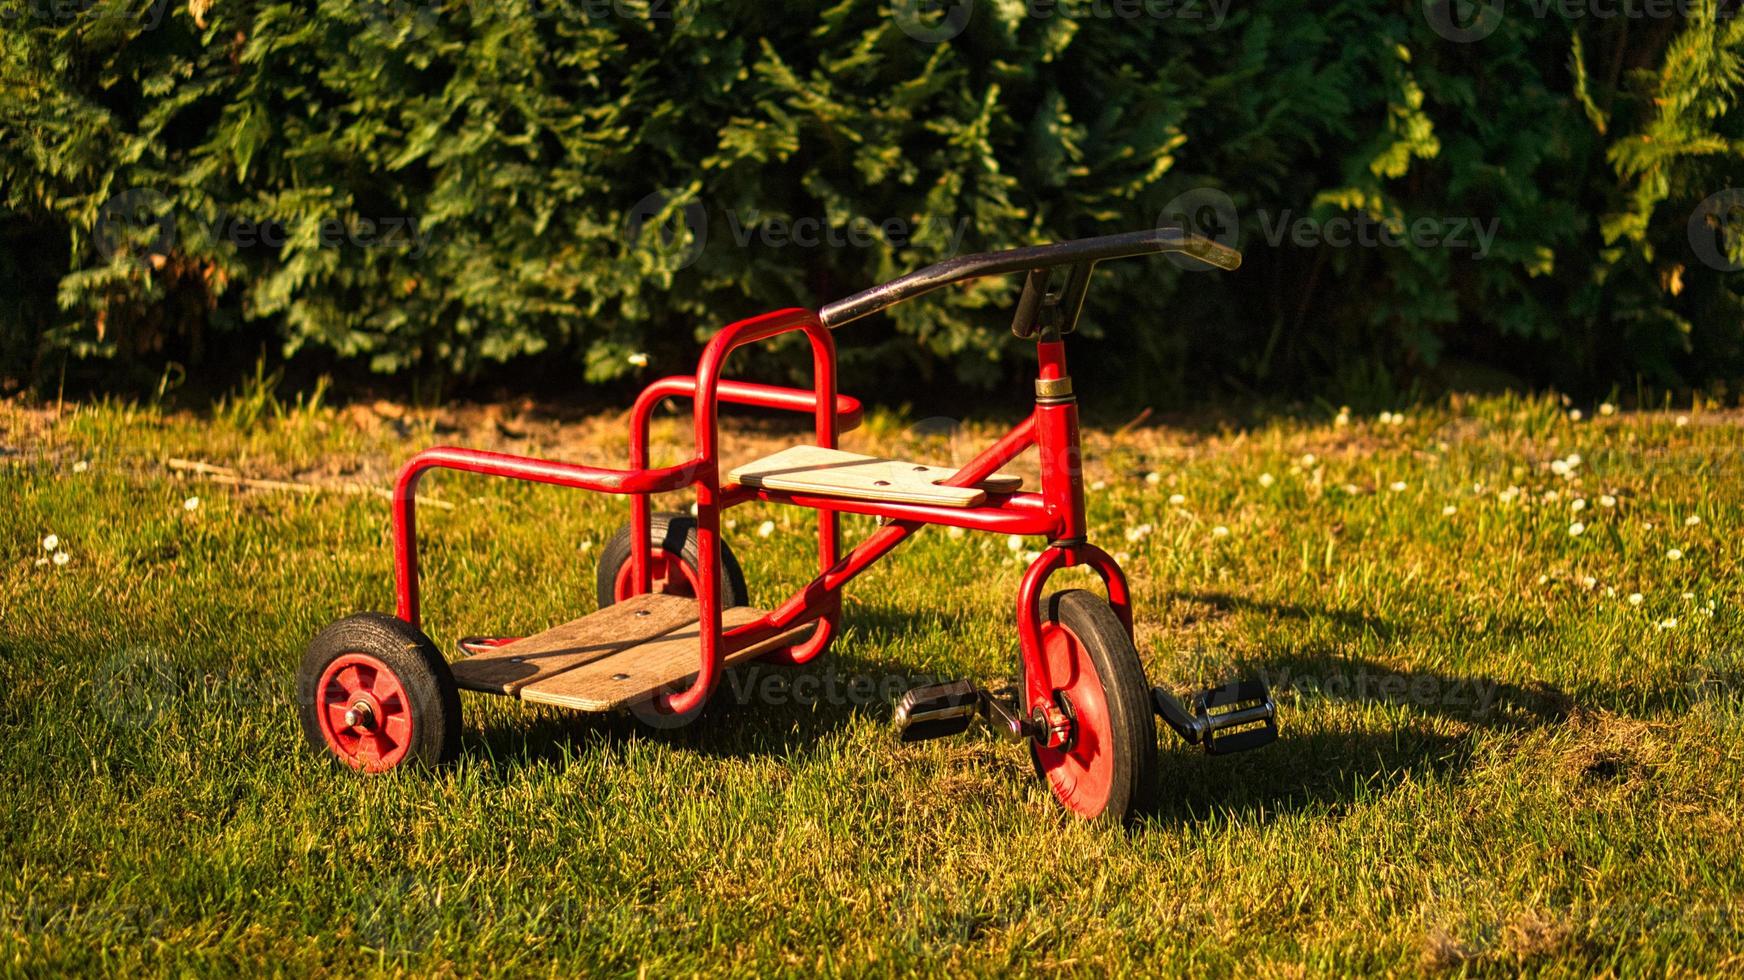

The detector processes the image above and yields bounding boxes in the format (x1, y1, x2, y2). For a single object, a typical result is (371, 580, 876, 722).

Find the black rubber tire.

(296, 612, 462, 770)
(1020, 590, 1158, 824)
(594, 512, 751, 610)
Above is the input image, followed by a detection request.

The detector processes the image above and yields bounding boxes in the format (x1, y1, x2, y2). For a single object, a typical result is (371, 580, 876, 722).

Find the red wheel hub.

(613, 548, 700, 601)
(315, 652, 415, 772)
(1032, 622, 1116, 818)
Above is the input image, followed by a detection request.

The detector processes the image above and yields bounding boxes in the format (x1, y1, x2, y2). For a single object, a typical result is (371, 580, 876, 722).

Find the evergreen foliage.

(2, 0, 1740, 400)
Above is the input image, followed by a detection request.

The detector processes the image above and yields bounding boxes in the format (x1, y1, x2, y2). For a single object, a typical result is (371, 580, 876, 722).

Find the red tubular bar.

(649, 308, 842, 716)
(391, 446, 705, 625)
(737, 488, 1055, 534)
(632, 377, 863, 435)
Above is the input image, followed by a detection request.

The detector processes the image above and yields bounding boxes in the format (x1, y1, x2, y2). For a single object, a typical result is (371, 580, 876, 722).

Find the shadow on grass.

(1145, 645, 1573, 826)
(462, 598, 1576, 830)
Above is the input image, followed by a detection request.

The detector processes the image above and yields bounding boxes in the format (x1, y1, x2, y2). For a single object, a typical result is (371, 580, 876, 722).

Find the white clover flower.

(1024, 550, 1042, 562)
(1543, 490, 1561, 504)
(1643, 522, 1655, 531)
(1657, 618, 1678, 631)
(1498, 487, 1520, 503)
(578, 539, 594, 551)
(1582, 576, 1597, 590)
(1144, 471, 1162, 486)
(1599, 402, 1616, 416)
(41, 534, 58, 552)
(1567, 453, 1582, 468)
(1258, 473, 1275, 488)
(1168, 493, 1186, 506)
(1685, 515, 1702, 527)
(627, 352, 650, 367)
(1124, 523, 1154, 543)
(1628, 593, 1644, 606)
(1537, 574, 1551, 585)
(1568, 522, 1585, 537)
(1342, 484, 1360, 495)
(1682, 592, 1695, 601)
(1378, 411, 1395, 425)
(1550, 459, 1570, 476)
(1390, 481, 1407, 492)
(1090, 480, 1107, 491)
(34, 557, 48, 568)
(1569, 409, 1583, 421)
(1571, 498, 1586, 512)
(947, 526, 966, 540)
(72, 460, 89, 473)
(1599, 495, 1617, 508)
(1666, 548, 1683, 561)
(1114, 551, 1131, 563)
(757, 520, 775, 538)
(1676, 415, 1690, 427)
(1334, 407, 1351, 426)
(1211, 526, 1230, 538)
(1301, 453, 1317, 466)
(1442, 505, 1457, 516)
(53, 551, 70, 567)
(184, 496, 200, 512)
(1007, 535, 1023, 552)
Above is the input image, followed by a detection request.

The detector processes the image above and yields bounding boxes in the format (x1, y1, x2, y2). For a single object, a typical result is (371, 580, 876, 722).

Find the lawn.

(3, 390, 1742, 974)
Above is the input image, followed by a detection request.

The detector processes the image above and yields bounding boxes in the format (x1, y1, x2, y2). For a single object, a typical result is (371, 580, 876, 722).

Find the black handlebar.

(817, 227, 1240, 330)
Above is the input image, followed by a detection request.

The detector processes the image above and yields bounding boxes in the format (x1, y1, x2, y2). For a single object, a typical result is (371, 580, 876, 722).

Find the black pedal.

(893, 680, 981, 743)
(1154, 678, 1278, 755)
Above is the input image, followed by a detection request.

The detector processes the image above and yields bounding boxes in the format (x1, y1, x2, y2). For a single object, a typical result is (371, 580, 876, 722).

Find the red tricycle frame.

(298, 228, 1277, 822)
(389, 305, 1133, 723)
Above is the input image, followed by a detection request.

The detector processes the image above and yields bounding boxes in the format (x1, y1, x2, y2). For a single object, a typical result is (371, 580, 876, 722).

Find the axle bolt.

(344, 702, 374, 729)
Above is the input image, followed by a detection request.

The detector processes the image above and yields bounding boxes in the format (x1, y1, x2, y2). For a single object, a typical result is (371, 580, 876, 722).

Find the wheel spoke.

(383, 713, 411, 745)
(326, 702, 353, 732)
(335, 664, 363, 695)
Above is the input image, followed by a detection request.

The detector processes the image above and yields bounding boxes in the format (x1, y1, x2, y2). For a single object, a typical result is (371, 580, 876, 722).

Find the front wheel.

(1023, 590, 1158, 823)
(595, 512, 750, 609)
(297, 613, 462, 772)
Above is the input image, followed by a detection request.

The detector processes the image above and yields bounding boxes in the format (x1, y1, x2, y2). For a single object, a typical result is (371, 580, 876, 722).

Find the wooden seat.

(450, 593, 812, 711)
(727, 446, 1022, 507)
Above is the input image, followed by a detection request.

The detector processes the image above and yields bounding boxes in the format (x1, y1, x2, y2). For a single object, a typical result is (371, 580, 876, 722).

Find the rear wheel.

(1023, 590, 1157, 823)
(595, 512, 750, 609)
(297, 613, 461, 772)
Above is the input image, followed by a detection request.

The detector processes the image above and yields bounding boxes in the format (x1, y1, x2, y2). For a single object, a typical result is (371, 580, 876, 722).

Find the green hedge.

(2, 0, 1741, 401)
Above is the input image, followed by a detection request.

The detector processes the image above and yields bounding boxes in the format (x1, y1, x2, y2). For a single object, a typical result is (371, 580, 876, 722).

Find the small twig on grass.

(166, 457, 456, 509)
(1115, 407, 1153, 436)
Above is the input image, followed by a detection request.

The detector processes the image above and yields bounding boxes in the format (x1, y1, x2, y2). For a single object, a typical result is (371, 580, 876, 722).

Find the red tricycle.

(297, 228, 1277, 823)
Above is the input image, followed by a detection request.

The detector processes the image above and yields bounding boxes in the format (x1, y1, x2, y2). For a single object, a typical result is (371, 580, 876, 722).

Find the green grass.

(3, 393, 1743, 975)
